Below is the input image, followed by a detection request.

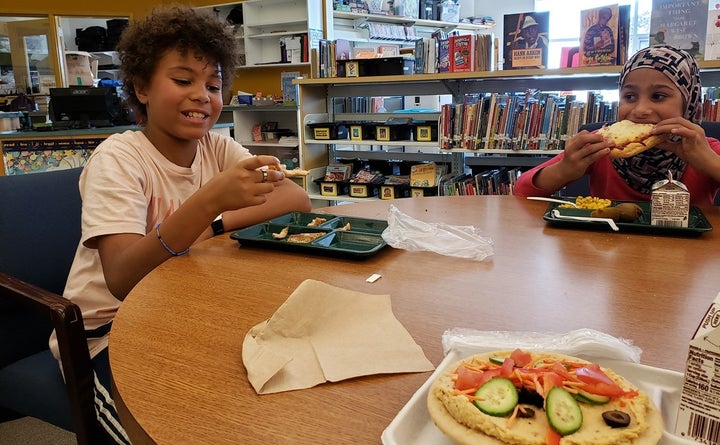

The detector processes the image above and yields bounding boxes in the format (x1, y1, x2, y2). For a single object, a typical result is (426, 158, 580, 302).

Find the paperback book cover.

(706, 6, 720, 60)
(579, 5, 619, 66)
(503, 11, 550, 70)
(434, 30, 451, 73)
(649, 0, 708, 61)
(450, 34, 475, 72)
(616, 5, 631, 65)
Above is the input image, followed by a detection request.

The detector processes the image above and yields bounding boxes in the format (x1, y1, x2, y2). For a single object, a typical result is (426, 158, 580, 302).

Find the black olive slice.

(516, 406, 535, 418)
(602, 410, 631, 428)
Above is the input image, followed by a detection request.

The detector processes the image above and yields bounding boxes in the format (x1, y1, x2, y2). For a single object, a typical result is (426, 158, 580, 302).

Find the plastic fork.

(551, 209, 619, 231)
(527, 196, 579, 208)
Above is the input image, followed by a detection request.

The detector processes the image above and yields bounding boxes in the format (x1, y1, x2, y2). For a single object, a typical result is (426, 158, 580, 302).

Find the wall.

(2, 0, 536, 97)
(2, 0, 283, 97)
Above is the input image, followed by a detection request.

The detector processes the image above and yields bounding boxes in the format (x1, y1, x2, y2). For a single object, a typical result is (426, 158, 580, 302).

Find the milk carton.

(651, 172, 690, 228)
(674, 291, 720, 443)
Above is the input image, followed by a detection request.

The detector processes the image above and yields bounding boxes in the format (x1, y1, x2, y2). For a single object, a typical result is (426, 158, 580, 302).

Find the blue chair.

(0, 167, 110, 444)
(565, 121, 720, 204)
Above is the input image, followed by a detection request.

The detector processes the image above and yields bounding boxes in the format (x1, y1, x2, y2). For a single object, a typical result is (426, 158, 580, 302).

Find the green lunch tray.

(230, 212, 389, 258)
(543, 200, 713, 236)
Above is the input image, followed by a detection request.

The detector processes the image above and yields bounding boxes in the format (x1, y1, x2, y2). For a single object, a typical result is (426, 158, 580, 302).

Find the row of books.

(438, 91, 619, 151)
(317, 39, 351, 78)
(414, 32, 494, 74)
(437, 168, 521, 196)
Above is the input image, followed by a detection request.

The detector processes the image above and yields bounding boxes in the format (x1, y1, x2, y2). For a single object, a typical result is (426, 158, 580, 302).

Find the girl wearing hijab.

(513, 44, 720, 206)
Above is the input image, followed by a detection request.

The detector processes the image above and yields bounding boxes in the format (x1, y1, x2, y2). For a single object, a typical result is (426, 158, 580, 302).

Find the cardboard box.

(651, 176, 690, 228)
(65, 51, 97, 86)
(675, 291, 720, 441)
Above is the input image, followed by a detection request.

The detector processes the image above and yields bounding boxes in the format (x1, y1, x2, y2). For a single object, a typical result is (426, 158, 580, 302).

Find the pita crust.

(597, 120, 668, 158)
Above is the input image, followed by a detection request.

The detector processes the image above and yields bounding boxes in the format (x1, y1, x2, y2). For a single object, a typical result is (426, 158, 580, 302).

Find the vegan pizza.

(427, 349, 663, 445)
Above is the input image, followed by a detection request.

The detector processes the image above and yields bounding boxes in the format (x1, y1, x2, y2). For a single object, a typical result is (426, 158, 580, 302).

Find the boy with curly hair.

(50, 6, 311, 442)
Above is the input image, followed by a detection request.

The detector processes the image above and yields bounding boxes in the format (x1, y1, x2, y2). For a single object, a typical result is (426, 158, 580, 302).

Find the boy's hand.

(205, 155, 286, 214)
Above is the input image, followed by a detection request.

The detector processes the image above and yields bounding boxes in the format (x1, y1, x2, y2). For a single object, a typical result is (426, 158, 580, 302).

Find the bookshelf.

(295, 64, 720, 202)
(196, 0, 323, 69)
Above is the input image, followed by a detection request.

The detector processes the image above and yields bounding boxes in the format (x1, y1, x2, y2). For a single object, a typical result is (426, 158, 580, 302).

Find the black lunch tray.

(543, 200, 713, 237)
(229, 212, 389, 258)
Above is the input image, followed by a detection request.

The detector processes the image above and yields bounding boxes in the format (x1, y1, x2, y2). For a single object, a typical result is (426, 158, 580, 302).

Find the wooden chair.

(0, 167, 111, 444)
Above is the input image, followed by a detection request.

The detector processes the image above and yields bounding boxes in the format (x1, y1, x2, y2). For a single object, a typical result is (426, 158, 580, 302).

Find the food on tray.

(558, 196, 611, 210)
(341, 223, 351, 231)
(427, 349, 663, 445)
(271, 226, 289, 239)
(307, 217, 327, 227)
(286, 232, 326, 243)
(597, 120, 668, 158)
(268, 164, 310, 177)
(591, 203, 644, 222)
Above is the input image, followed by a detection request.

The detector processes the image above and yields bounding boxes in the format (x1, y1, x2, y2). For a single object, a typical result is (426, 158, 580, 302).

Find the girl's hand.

(532, 130, 613, 192)
(556, 130, 613, 179)
(653, 118, 712, 162)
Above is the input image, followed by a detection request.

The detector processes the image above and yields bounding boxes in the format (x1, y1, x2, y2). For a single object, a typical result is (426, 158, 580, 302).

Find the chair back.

(0, 167, 82, 366)
(0, 167, 110, 444)
(0, 168, 82, 294)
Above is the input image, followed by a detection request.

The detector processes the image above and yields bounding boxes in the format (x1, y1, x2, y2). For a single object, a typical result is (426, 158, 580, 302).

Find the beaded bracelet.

(155, 223, 189, 256)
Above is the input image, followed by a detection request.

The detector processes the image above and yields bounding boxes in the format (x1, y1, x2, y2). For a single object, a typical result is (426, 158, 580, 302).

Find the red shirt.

(513, 138, 720, 206)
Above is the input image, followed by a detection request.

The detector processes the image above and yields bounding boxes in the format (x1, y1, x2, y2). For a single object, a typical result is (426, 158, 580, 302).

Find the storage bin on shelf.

(308, 122, 348, 140)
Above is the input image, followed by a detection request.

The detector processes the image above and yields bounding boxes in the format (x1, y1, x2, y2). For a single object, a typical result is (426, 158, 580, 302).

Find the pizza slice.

(597, 120, 668, 158)
(427, 349, 663, 445)
(267, 164, 310, 178)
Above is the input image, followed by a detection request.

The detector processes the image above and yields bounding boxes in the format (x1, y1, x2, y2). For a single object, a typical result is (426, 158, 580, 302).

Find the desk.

(109, 196, 720, 444)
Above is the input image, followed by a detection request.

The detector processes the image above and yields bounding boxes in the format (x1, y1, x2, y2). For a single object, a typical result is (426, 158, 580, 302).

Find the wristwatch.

(211, 214, 225, 236)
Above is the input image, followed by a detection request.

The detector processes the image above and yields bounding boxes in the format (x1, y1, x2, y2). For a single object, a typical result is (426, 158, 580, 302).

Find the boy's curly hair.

(116, 5, 240, 121)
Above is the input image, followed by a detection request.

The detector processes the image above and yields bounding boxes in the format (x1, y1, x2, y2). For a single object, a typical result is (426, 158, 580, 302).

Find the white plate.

(381, 349, 699, 445)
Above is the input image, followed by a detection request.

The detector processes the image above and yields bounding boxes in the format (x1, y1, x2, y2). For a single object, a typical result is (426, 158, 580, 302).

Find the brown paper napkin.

(242, 279, 435, 394)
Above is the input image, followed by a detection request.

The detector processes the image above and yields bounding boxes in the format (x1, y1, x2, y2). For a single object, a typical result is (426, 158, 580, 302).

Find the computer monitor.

(49, 86, 122, 129)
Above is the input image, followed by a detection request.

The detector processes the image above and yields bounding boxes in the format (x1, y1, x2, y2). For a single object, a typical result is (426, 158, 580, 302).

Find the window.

(535, 0, 652, 69)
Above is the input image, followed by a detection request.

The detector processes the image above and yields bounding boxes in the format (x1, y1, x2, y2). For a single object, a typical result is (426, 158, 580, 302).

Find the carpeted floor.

(0, 417, 76, 445)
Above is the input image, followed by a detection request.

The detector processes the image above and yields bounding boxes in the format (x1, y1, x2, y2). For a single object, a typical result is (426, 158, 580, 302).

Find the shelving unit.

(329, 10, 494, 45)
(196, 1, 323, 69)
(228, 104, 301, 169)
(295, 64, 720, 202)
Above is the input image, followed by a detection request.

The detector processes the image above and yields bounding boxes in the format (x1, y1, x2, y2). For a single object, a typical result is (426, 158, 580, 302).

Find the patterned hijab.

(612, 44, 702, 194)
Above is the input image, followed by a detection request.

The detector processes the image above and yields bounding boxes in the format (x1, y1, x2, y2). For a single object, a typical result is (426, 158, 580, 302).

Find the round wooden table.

(109, 195, 720, 444)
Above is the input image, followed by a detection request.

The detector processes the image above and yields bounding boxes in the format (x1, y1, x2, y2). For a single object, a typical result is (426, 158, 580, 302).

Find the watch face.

(212, 216, 224, 235)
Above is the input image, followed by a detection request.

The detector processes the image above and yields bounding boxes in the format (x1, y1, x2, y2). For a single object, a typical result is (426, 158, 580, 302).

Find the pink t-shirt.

(50, 130, 250, 359)
(513, 138, 720, 206)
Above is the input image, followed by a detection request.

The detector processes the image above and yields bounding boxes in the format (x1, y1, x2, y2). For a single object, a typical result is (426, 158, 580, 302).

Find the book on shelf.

(324, 163, 353, 182)
(434, 30, 451, 73)
(649, 0, 708, 60)
(437, 91, 619, 153)
(280, 71, 300, 105)
(616, 5, 631, 65)
(502, 11, 550, 70)
(579, 5, 619, 66)
(475, 33, 495, 71)
(334, 39, 351, 77)
(706, 6, 720, 60)
(449, 34, 475, 72)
